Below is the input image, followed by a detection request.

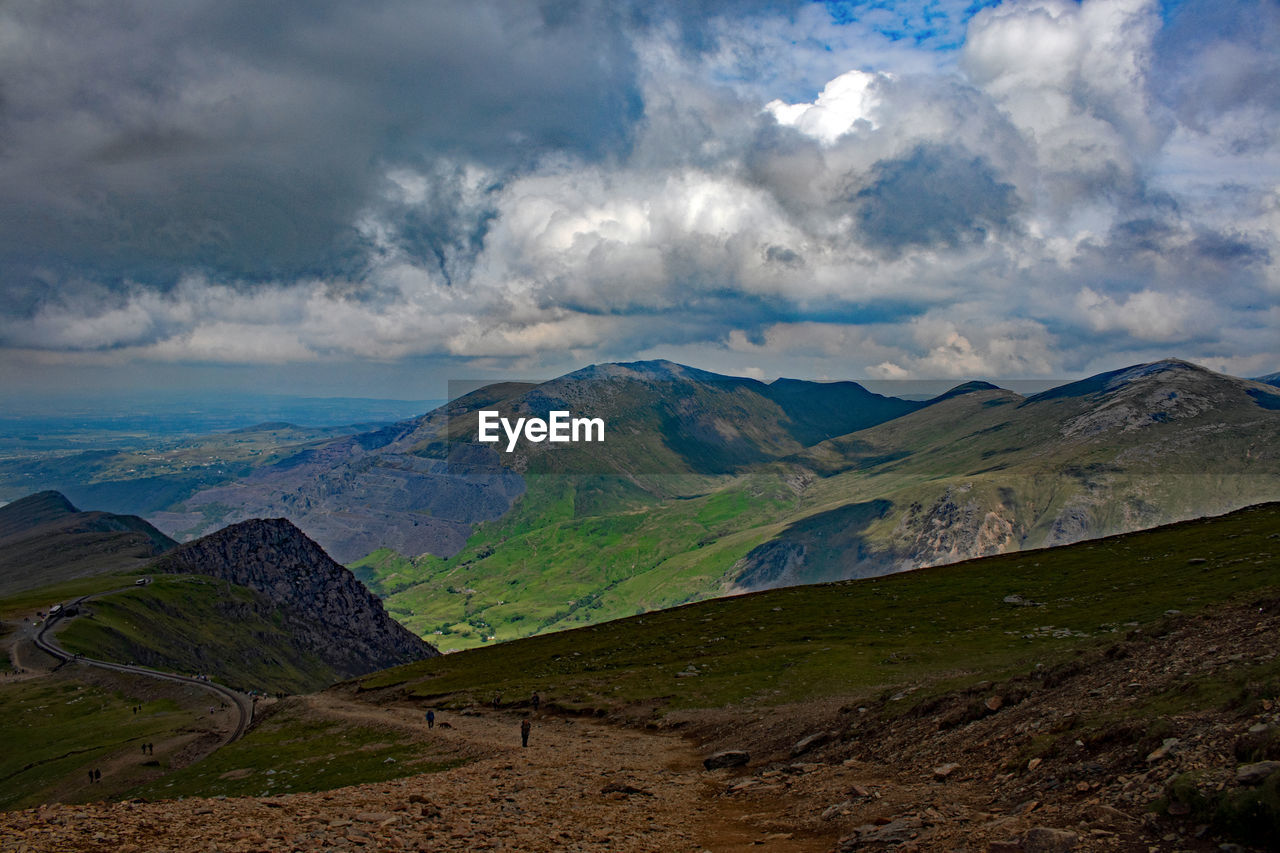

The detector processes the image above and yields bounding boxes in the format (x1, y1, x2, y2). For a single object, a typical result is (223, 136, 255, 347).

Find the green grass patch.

(126, 700, 463, 800)
(0, 572, 143, 620)
(0, 676, 197, 810)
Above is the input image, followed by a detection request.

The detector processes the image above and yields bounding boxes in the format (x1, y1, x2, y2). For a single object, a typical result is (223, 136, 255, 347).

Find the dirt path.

(1, 699, 833, 853)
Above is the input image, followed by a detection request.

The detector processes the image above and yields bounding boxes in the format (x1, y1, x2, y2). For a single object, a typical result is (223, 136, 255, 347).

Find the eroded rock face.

(152, 518, 437, 677)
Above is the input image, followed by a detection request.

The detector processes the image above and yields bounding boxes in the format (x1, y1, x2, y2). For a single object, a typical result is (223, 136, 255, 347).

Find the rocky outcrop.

(151, 518, 437, 677)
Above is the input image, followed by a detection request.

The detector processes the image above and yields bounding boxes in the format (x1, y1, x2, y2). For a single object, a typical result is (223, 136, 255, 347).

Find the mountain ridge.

(357, 357, 1280, 648)
(0, 490, 177, 597)
(50, 356, 1280, 651)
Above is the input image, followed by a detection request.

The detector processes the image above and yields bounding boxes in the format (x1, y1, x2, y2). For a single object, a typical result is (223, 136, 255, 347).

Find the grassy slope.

(353, 471, 801, 650)
(5, 503, 1272, 810)
(359, 502, 1280, 715)
(53, 575, 340, 695)
(0, 572, 143, 620)
(0, 676, 202, 810)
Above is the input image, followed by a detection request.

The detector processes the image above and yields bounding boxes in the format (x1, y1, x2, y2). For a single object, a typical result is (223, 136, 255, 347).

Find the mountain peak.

(151, 517, 437, 677)
(929, 380, 1005, 404)
(1028, 359, 1216, 403)
(0, 490, 82, 540)
(2, 490, 79, 519)
(563, 359, 749, 386)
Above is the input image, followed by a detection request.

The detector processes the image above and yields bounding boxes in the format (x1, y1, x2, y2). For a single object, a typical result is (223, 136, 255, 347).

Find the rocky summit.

(150, 518, 437, 677)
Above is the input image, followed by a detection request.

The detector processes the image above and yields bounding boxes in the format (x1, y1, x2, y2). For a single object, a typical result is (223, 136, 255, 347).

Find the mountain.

(25, 514, 437, 695)
(732, 359, 1280, 586)
(95, 358, 1280, 652)
(148, 518, 437, 679)
(155, 360, 921, 561)
(1254, 370, 1280, 388)
(358, 358, 1280, 649)
(0, 490, 176, 597)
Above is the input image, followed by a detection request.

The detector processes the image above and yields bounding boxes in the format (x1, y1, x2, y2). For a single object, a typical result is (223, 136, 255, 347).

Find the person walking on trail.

(531, 691, 540, 711)
(493, 691, 501, 710)
(521, 717, 531, 748)
(426, 709, 435, 729)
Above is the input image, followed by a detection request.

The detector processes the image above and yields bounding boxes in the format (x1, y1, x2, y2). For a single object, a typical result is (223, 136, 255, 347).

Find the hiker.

(426, 709, 435, 729)
(531, 691, 540, 711)
(520, 717, 531, 748)
(93, 769, 101, 783)
(493, 691, 501, 710)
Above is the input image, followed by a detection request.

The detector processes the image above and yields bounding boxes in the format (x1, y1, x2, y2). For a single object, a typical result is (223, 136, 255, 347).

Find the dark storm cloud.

(0, 0, 644, 290)
(852, 144, 1019, 255)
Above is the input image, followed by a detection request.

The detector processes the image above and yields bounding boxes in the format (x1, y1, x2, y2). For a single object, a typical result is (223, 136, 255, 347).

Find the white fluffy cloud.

(765, 70, 892, 145)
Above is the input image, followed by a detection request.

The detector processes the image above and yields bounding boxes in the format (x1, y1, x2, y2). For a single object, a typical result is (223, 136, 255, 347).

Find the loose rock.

(703, 750, 750, 771)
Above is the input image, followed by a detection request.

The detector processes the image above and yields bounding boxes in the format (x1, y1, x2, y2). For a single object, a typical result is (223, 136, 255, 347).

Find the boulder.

(1021, 827, 1079, 853)
(1236, 760, 1280, 786)
(703, 750, 750, 771)
(838, 816, 927, 850)
(932, 762, 960, 780)
(1145, 738, 1180, 763)
(791, 731, 833, 757)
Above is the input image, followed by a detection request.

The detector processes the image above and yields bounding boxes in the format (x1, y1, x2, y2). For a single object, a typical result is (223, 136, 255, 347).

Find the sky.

(0, 0, 1277, 400)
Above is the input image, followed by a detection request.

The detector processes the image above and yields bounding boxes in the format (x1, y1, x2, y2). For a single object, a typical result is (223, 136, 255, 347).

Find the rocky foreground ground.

(3, 600, 1279, 852)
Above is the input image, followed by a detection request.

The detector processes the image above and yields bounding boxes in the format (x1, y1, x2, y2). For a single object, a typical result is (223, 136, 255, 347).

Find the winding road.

(31, 586, 254, 743)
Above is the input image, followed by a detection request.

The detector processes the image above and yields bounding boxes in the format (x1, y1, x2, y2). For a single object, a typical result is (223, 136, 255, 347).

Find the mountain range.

(108, 357, 1278, 651)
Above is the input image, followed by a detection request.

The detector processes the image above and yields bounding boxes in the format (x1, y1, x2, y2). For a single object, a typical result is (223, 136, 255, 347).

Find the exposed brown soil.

(0, 697, 827, 853)
(3, 601, 1279, 852)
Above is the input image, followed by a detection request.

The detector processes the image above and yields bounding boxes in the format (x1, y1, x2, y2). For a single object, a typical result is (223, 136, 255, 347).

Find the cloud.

(1074, 287, 1210, 342)
(867, 315, 1057, 379)
(0, 0, 1276, 387)
(766, 69, 891, 145)
(0, 0, 644, 286)
(852, 143, 1020, 255)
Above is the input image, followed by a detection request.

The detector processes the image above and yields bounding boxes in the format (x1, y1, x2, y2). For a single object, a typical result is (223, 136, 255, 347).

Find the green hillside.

(53, 575, 341, 695)
(0, 674, 212, 810)
(361, 501, 1280, 714)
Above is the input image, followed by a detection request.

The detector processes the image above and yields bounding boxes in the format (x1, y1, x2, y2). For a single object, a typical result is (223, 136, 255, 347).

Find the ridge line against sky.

(0, 0, 1276, 399)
